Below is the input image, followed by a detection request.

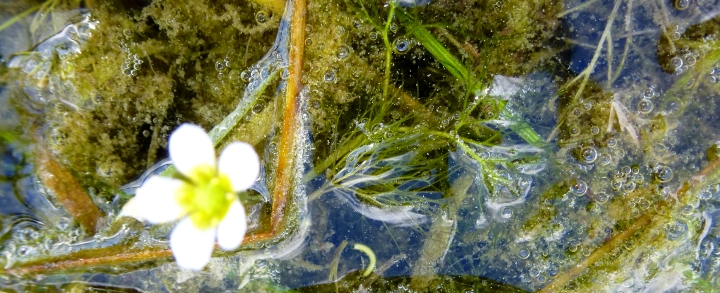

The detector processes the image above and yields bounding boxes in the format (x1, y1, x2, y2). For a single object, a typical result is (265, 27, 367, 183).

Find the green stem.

(396, 9, 544, 147)
(381, 2, 396, 99)
(0, 4, 41, 32)
(207, 69, 281, 146)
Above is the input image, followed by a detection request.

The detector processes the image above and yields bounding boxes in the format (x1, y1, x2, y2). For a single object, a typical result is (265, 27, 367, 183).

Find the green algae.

(1, 0, 720, 292)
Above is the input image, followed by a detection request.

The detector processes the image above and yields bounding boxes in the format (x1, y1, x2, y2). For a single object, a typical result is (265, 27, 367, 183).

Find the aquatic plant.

(0, 0, 720, 291)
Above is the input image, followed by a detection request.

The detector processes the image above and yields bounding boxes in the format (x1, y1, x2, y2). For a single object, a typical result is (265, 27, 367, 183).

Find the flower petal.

(169, 124, 216, 179)
(218, 142, 260, 191)
(127, 176, 185, 224)
(169, 217, 216, 270)
(216, 199, 247, 251)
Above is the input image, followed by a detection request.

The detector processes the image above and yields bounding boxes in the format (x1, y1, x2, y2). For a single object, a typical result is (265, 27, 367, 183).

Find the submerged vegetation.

(0, 0, 720, 291)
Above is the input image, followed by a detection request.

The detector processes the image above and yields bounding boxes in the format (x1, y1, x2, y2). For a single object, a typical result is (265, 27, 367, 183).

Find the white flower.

(121, 123, 260, 270)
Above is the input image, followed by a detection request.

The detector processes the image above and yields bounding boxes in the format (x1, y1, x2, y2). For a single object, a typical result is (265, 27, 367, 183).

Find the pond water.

(1, 0, 720, 292)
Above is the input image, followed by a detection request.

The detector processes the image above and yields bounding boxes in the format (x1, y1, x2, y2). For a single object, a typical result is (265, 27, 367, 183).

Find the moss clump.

(31, 0, 278, 187)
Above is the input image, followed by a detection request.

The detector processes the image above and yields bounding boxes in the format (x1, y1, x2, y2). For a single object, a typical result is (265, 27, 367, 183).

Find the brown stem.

(271, 0, 306, 234)
(37, 150, 103, 234)
(4, 232, 277, 276)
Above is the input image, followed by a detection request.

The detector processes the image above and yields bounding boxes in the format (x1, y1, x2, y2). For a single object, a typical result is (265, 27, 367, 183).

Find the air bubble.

(501, 207, 513, 218)
(685, 54, 696, 66)
(518, 249, 530, 259)
(670, 56, 683, 69)
(666, 221, 687, 240)
(393, 37, 410, 54)
(599, 153, 611, 165)
(268, 142, 277, 155)
(530, 267, 540, 277)
(622, 181, 636, 193)
(336, 26, 345, 35)
(255, 11, 269, 24)
(607, 138, 617, 148)
(643, 87, 655, 98)
(698, 189, 712, 200)
(595, 192, 608, 203)
(547, 264, 559, 276)
(590, 126, 600, 135)
(215, 61, 225, 71)
(637, 99, 653, 114)
(570, 127, 579, 136)
(621, 166, 632, 175)
(709, 75, 718, 84)
(569, 243, 579, 252)
(324, 70, 336, 82)
(305, 38, 313, 46)
(369, 32, 378, 40)
(252, 102, 264, 114)
(240, 70, 250, 82)
(571, 181, 588, 196)
(389, 23, 398, 33)
(679, 205, 692, 215)
(674, 0, 690, 10)
(142, 130, 150, 137)
(337, 46, 350, 59)
(311, 100, 320, 109)
(655, 166, 673, 182)
(580, 146, 598, 163)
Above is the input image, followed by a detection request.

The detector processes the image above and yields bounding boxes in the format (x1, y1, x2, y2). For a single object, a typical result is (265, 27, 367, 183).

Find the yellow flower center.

(176, 165, 235, 229)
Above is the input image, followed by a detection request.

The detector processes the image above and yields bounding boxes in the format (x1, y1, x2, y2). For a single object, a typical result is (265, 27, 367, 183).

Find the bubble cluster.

(121, 52, 143, 77)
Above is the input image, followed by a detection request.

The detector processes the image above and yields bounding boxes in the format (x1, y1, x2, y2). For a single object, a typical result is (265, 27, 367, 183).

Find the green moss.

(34, 0, 278, 188)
